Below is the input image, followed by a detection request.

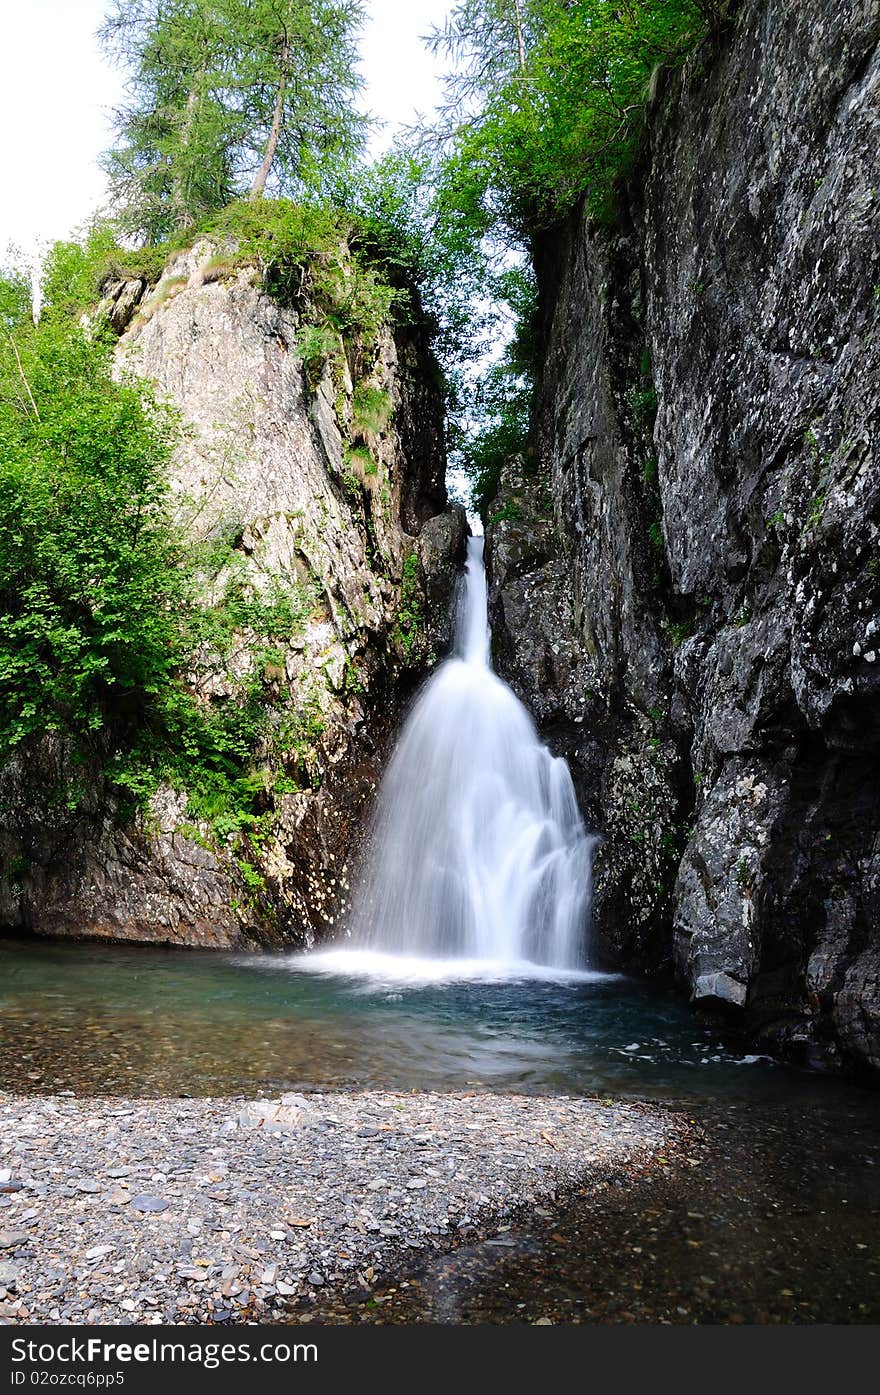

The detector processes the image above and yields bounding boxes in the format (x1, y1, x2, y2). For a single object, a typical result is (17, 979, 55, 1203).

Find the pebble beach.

(0, 1089, 686, 1325)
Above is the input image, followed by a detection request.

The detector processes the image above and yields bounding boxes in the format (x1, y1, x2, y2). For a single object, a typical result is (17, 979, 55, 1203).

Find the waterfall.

(346, 534, 594, 970)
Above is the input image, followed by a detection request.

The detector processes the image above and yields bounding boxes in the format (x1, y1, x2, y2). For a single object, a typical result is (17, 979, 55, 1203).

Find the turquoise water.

(0, 933, 837, 1103)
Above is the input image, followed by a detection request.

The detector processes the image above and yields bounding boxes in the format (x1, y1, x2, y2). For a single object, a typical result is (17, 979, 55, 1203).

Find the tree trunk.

(513, 0, 526, 71)
(250, 37, 290, 200)
(172, 86, 199, 232)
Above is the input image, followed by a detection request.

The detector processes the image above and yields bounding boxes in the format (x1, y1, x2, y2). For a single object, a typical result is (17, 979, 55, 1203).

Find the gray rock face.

(1, 239, 464, 949)
(487, 0, 880, 1070)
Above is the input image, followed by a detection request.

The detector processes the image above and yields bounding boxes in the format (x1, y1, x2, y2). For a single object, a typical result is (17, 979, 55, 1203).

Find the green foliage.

(487, 501, 524, 526)
(351, 383, 392, 436)
(0, 251, 324, 868)
(0, 269, 31, 329)
(668, 619, 694, 647)
(3, 852, 31, 888)
(99, 0, 367, 241)
(630, 385, 658, 421)
(411, 2, 723, 516)
(345, 444, 378, 476)
(805, 493, 825, 531)
(453, 261, 539, 517)
(329, 151, 433, 277)
(204, 200, 402, 392)
(391, 553, 429, 665)
(294, 322, 344, 382)
(430, 0, 721, 238)
(40, 224, 124, 320)
(0, 290, 181, 756)
(36, 222, 176, 326)
(209, 197, 343, 276)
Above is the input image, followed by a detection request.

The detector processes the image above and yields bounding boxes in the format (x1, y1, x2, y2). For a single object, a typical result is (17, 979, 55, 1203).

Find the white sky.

(0, 0, 452, 261)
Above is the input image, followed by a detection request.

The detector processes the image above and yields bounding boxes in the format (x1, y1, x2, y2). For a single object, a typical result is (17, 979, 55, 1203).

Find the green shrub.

(0, 254, 325, 862)
(293, 322, 343, 380)
(432, 1, 722, 235)
(0, 297, 181, 755)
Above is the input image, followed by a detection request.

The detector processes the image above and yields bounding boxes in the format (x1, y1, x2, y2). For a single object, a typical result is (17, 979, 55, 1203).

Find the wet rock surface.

(0, 1090, 683, 1325)
(486, 0, 880, 1070)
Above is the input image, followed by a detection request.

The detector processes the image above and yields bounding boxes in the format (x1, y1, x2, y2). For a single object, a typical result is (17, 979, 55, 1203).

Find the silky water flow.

(347, 535, 594, 970)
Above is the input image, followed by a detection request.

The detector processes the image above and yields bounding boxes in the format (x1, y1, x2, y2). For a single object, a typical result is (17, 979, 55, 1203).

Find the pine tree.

(226, 0, 366, 201)
(100, 0, 235, 240)
(99, 0, 366, 241)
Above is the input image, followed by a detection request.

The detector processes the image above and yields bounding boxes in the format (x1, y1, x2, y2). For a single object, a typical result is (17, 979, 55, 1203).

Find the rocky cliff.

(0, 236, 465, 949)
(487, 0, 880, 1071)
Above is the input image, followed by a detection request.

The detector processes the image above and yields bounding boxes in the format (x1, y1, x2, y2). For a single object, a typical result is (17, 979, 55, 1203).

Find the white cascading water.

(346, 535, 594, 971)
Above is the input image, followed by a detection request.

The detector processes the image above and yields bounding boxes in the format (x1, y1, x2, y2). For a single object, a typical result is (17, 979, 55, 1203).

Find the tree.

(100, 0, 236, 240)
(99, 0, 366, 241)
(429, 0, 721, 237)
(227, 0, 366, 201)
(0, 260, 182, 757)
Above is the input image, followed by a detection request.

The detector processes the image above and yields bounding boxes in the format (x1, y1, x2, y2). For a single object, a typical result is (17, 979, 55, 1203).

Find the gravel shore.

(0, 1090, 686, 1325)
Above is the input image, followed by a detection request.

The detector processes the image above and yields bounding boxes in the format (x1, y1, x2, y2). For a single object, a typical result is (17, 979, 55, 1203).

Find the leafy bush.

(294, 322, 344, 383)
(0, 257, 323, 856)
(0, 290, 182, 755)
(392, 553, 430, 665)
(39, 224, 175, 320)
